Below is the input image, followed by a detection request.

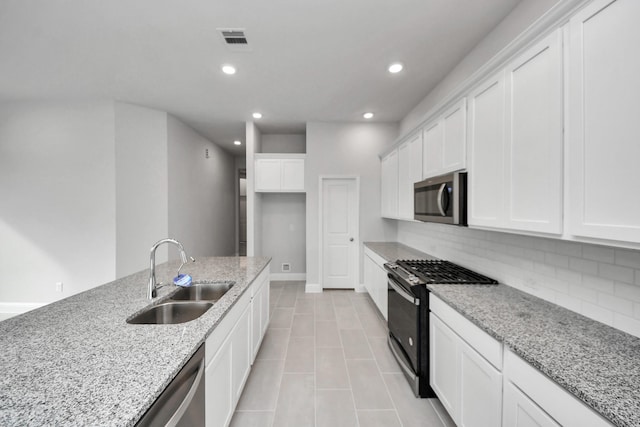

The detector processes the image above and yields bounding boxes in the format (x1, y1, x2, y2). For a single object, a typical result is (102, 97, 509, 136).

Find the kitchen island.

(0, 256, 270, 426)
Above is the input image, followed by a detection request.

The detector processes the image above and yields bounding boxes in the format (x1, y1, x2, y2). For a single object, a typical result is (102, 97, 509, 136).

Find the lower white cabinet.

(363, 247, 388, 320)
(251, 267, 270, 362)
(205, 264, 271, 427)
(430, 295, 502, 427)
(503, 381, 560, 427)
(503, 349, 612, 427)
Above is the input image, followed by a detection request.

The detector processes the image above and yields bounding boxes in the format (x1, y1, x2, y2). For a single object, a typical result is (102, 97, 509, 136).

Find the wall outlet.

(55, 282, 63, 292)
(281, 263, 291, 272)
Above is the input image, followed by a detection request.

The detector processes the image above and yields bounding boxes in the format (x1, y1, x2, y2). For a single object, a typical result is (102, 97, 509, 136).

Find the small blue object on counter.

(173, 273, 192, 287)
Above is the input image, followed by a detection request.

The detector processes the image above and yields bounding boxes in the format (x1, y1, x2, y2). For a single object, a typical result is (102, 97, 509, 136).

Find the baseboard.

(0, 302, 45, 320)
(270, 273, 306, 281)
(355, 284, 367, 293)
(305, 283, 323, 293)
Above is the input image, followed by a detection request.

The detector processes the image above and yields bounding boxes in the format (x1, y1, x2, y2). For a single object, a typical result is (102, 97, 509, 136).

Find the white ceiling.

(0, 0, 522, 156)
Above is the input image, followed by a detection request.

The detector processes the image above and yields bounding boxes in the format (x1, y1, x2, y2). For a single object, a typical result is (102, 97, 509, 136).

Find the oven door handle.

(388, 277, 420, 306)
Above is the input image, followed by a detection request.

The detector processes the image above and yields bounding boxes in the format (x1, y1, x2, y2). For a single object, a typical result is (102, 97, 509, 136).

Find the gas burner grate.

(397, 260, 498, 285)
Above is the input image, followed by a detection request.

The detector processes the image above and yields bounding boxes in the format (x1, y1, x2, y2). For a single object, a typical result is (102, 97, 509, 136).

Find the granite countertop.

(0, 256, 270, 427)
(428, 284, 640, 427)
(364, 241, 438, 262)
(365, 242, 640, 427)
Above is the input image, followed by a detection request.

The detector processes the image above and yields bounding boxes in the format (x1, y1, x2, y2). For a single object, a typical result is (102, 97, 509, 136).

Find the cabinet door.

(375, 262, 388, 321)
(459, 339, 502, 427)
(206, 336, 233, 427)
(398, 132, 423, 219)
(505, 30, 563, 234)
(231, 303, 252, 404)
(468, 72, 507, 228)
(251, 276, 269, 362)
(363, 253, 376, 304)
(442, 99, 467, 174)
(281, 159, 305, 191)
(423, 120, 443, 178)
(568, 0, 640, 243)
(381, 150, 399, 218)
(255, 159, 281, 191)
(503, 381, 561, 427)
(430, 314, 459, 419)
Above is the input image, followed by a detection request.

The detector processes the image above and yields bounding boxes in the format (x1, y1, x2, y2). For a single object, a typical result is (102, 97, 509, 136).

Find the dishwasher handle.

(166, 357, 205, 427)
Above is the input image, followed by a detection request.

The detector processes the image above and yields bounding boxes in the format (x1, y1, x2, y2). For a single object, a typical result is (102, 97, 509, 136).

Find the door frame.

(318, 175, 360, 291)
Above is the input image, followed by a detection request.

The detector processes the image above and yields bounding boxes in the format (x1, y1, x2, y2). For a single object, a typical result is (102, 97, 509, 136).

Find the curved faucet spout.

(148, 238, 190, 299)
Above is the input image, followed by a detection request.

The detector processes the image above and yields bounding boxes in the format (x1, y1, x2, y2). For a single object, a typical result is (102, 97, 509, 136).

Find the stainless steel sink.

(127, 301, 213, 324)
(169, 281, 235, 302)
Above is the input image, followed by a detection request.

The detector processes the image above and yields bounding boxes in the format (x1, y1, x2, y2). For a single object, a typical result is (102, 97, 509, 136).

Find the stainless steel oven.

(414, 171, 467, 225)
(385, 260, 497, 398)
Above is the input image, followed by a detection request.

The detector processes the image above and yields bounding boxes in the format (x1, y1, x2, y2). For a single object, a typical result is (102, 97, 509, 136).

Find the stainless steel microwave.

(414, 172, 467, 225)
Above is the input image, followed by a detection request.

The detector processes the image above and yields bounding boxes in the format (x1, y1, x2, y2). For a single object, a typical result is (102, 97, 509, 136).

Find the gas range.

(385, 259, 498, 288)
(384, 258, 497, 398)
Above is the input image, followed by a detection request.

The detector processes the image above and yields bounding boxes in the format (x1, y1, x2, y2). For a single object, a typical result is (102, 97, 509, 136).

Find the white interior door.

(321, 178, 358, 289)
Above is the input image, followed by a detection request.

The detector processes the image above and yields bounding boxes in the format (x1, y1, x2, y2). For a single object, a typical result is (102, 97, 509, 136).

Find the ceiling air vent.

(218, 29, 252, 51)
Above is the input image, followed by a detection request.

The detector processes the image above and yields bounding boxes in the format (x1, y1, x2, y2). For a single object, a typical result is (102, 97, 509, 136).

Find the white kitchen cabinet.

(255, 154, 305, 192)
(568, 0, 640, 244)
(469, 29, 563, 235)
(504, 30, 563, 234)
(430, 295, 503, 427)
(503, 349, 612, 427)
(363, 247, 388, 320)
(423, 98, 467, 179)
(205, 263, 270, 427)
(503, 381, 560, 427)
(205, 292, 251, 427)
(381, 150, 399, 218)
(251, 266, 270, 362)
(398, 132, 423, 220)
(468, 71, 507, 229)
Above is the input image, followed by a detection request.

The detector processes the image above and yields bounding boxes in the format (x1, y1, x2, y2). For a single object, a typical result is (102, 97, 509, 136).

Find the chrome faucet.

(148, 238, 190, 299)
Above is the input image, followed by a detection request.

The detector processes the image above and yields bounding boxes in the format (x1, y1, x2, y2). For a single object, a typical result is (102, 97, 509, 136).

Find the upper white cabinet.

(423, 98, 467, 179)
(468, 71, 507, 229)
(469, 30, 563, 235)
(398, 132, 423, 220)
(381, 149, 399, 218)
(255, 154, 305, 192)
(568, 0, 640, 244)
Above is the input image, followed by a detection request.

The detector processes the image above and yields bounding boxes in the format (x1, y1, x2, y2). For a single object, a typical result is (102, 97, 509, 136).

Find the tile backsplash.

(396, 221, 640, 338)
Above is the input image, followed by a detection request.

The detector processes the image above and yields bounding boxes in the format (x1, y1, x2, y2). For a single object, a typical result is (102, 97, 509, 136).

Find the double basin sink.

(127, 281, 234, 325)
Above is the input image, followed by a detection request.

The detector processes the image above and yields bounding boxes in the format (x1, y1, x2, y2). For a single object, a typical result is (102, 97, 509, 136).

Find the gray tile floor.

(231, 281, 456, 427)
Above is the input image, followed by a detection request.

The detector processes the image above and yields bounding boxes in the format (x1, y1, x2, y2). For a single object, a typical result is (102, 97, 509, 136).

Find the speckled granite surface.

(364, 241, 438, 262)
(0, 256, 270, 427)
(429, 284, 640, 427)
(365, 242, 639, 427)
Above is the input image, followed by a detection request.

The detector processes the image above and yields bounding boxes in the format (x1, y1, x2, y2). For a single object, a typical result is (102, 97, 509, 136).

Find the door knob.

(349, 238, 354, 242)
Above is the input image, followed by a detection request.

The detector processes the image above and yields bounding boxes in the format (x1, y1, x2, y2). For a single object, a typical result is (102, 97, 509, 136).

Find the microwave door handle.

(437, 183, 447, 216)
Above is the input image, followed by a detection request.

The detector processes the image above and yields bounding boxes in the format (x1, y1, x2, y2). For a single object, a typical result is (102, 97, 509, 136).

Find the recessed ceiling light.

(363, 112, 374, 119)
(221, 64, 236, 75)
(234, 140, 242, 146)
(388, 63, 404, 74)
(252, 112, 262, 119)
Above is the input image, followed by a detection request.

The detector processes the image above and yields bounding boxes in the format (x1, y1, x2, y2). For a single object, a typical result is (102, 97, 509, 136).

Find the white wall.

(400, 0, 562, 134)
(0, 101, 116, 303)
(261, 133, 306, 153)
(115, 102, 169, 277)
(306, 122, 398, 288)
(246, 122, 262, 257)
(261, 193, 306, 276)
(167, 116, 236, 258)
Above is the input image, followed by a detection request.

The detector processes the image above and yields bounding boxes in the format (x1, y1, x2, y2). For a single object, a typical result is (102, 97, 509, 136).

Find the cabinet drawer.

(430, 294, 502, 370)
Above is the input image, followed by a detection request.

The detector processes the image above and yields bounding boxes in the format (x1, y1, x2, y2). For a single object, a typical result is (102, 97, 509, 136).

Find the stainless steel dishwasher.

(136, 344, 205, 427)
